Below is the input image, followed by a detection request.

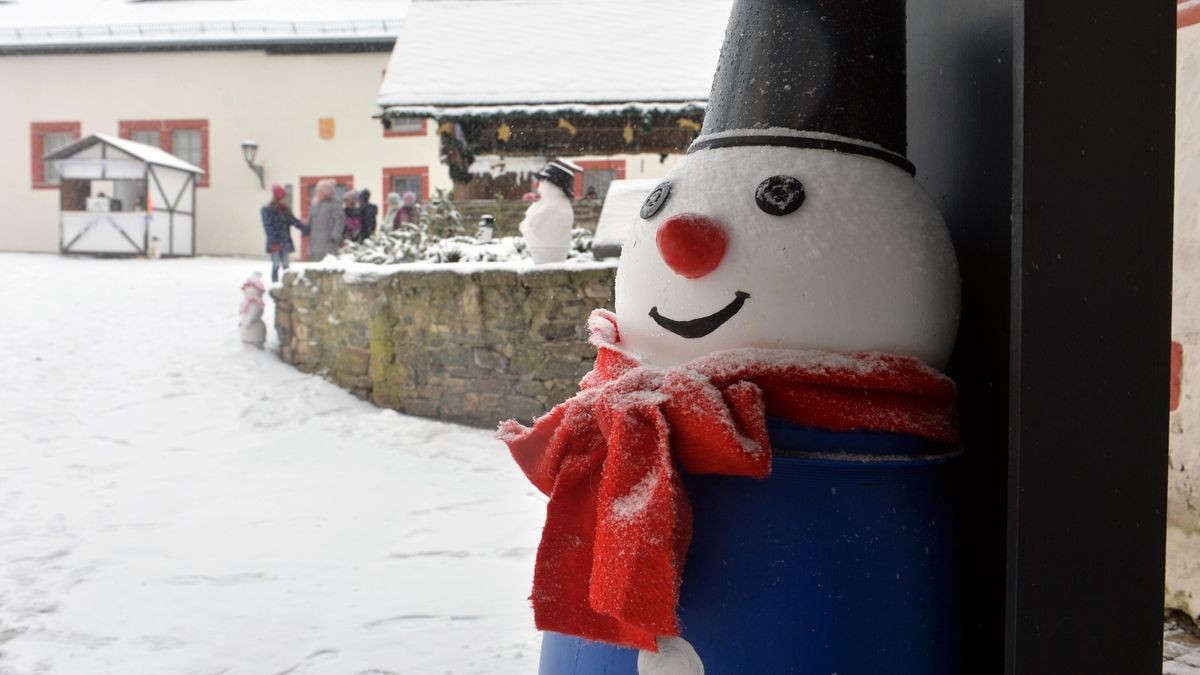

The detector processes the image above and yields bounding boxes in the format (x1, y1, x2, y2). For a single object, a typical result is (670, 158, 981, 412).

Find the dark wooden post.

(908, 1, 1174, 672)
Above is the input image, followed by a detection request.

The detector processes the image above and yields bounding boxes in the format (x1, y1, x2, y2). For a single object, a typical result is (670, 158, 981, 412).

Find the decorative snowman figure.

(239, 271, 267, 349)
(519, 158, 581, 264)
(502, 1, 965, 673)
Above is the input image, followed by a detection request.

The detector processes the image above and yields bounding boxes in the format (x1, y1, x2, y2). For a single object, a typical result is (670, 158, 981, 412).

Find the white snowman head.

(614, 138, 959, 369)
(242, 272, 265, 298)
(613, 0, 959, 370)
(535, 158, 582, 201)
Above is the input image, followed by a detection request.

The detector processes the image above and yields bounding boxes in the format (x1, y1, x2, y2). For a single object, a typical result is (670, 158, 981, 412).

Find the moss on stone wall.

(271, 264, 617, 428)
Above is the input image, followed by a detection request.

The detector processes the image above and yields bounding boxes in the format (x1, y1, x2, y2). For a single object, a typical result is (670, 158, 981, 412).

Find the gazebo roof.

(376, 0, 732, 119)
(47, 133, 206, 174)
(377, 0, 733, 179)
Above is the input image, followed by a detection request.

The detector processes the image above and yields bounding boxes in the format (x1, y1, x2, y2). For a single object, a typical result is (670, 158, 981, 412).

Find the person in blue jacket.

(261, 184, 309, 282)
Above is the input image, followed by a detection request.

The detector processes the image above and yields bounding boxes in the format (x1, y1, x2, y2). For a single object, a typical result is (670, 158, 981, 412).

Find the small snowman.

(476, 213, 495, 243)
(239, 271, 267, 349)
(501, 1, 962, 673)
(519, 158, 581, 264)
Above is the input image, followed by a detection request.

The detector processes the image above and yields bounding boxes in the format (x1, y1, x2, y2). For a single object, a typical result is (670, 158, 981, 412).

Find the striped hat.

(535, 158, 583, 199)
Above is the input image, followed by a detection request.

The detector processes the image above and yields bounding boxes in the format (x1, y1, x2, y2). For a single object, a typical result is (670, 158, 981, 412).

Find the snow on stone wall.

(271, 263, 616, 427)
(1169, 21, 1200, 619)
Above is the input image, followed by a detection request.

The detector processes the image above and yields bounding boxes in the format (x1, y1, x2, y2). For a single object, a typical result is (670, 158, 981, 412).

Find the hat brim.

(689, 132, 915, 175)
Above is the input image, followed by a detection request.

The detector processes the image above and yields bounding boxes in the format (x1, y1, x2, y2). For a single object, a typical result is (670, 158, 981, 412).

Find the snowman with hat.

(520, 158, 582, 264)
(501, 0, 964, 673)
(239, 271, 267, 349)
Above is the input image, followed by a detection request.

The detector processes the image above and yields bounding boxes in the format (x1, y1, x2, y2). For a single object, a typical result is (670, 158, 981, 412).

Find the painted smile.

(649, 291, 751, 339)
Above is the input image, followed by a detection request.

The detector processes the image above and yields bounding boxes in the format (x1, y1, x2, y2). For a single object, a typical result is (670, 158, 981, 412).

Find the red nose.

(655, 213, 728, 279)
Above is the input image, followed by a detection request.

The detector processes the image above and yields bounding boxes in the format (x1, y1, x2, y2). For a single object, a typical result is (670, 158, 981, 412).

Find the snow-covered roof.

(467, 155, 548, 178)
(0, 0, 409, 51)
(377, 0, 733, 117)
(592, 178, 658, 258)
(47, 133, 206, 174)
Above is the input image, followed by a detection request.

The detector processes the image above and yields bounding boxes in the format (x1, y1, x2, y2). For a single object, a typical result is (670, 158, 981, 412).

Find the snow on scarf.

(240, 278, 265, 316)
(496, 309, 958, 651)
(240, 294, 264, 315)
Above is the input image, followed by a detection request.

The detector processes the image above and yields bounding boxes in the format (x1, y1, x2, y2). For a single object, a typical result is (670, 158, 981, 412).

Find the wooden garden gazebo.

(46, 133, 204, 257)
(375, 0, 732, 199)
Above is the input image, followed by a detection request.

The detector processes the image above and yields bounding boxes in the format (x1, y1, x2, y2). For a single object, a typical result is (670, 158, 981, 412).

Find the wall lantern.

(240, 139, 265, 188)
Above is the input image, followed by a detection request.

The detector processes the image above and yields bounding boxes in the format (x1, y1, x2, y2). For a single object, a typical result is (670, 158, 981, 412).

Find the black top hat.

(691, 0, 914, 174)
(535, 158, 582, 199)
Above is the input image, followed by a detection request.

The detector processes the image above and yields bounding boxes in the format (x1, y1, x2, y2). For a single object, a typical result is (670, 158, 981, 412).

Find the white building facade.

(0, 0, 446, 256)
(0, 0, 735, 258)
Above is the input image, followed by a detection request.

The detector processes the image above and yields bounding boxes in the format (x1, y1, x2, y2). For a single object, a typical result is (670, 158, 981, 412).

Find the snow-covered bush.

(339, 191, 595, 265)
(421, 188, 468, 240)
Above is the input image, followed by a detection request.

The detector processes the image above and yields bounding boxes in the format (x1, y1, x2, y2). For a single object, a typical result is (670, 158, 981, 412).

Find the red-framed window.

(573, 159, 627, 202)
(382, 166, 430, 202)
(298, 174, 354, 261)
(384, 117, 428, 138)
(31, 121, 81, 189)
(118, 119, 210, 187)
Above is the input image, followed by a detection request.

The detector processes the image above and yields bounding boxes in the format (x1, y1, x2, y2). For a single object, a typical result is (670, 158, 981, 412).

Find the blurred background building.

(0, 0, 733, 256)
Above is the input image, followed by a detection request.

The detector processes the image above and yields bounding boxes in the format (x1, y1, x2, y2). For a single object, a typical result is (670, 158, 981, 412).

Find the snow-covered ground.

(0, 253, 544, 675)
(1166, 612, 1200, 675)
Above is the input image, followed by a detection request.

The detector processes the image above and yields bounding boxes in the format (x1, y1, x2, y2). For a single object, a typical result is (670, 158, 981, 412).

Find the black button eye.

(640, 181, 672, 220)
(755, 175, 805, 216)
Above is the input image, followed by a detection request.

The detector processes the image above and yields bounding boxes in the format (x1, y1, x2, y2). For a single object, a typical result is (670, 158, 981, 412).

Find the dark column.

(1007, 2, 1174, 672)
(909, 1, 1173, 672)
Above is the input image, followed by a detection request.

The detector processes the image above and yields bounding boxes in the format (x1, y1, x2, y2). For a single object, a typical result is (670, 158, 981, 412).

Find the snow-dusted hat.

(242, 271, 265, 292)
(690, 0, 914, 174)
(535, 158, 582, 199)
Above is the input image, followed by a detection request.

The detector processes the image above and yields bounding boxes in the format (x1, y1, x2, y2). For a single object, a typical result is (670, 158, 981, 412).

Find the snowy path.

(0, 254, 544, 675)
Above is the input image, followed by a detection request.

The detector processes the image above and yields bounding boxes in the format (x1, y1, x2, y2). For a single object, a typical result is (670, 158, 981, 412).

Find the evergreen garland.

(426, 105, 706, 186)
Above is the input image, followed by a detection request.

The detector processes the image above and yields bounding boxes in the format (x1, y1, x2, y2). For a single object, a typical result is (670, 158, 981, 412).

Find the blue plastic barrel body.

(538, 418, 965, 674)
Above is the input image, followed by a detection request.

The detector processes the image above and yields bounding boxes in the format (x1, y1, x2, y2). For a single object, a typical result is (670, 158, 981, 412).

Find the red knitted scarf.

(497, 309, 958, 651)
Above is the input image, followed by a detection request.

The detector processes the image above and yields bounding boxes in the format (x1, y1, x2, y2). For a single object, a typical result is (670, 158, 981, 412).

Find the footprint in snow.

(160, 572, 270, 586)
(137, 634, 188, 651)
(362, 614, 480, 630)
(274, 648, 339, 675)
(362, 614, 437, 629)
(387, 550, 471, 560)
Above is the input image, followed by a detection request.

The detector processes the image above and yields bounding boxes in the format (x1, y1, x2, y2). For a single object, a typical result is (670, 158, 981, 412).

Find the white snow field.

(0, 253, 544, 675)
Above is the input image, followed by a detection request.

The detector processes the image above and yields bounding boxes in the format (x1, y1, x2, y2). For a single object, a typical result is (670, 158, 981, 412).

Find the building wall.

(1168, 19, 1200, 618)
(0, 49, 446, 256)
(0, 49, 688, 257)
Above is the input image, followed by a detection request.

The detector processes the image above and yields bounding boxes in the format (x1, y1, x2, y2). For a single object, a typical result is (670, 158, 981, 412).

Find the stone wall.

(271, 262, 617, 428)
(456, 199, 603, 238)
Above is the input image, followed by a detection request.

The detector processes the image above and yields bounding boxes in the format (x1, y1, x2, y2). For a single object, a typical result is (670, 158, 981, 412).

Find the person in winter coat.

(382, 192, 403, 232)
(261, 184, 309, 282)
(359, 189, 379, 241)
(398, 192, 419, 226)
(307, 179, 345, 261)
(343, 190, 364, 243)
